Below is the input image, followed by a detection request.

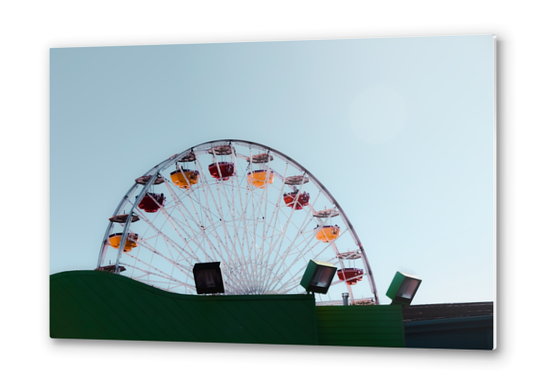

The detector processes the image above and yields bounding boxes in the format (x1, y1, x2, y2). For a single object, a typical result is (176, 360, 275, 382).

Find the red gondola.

(209, 162, 235, 180)
(138, 193, 166, 213)
(337, 268, 364, 285)
(283, 191, 310, 210)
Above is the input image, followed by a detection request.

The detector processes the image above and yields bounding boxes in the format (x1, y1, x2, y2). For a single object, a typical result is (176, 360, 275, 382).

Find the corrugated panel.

(50, 271, 318, 345)
(315, 305, 406, 347)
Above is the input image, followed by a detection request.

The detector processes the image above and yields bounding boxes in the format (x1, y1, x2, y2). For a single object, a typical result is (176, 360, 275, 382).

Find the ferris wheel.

(97, 139, 379, 305)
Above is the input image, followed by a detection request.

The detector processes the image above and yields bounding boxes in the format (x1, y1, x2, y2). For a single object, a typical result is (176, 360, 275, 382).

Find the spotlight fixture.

(300, 260, 337, 294)
(193, 262, 225, 294)
(386, 271, 422, 306)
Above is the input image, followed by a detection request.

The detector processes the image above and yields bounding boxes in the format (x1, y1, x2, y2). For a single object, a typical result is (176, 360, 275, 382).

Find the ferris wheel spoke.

(233, 148, 275, 293)
(236, 171, 252, 258)
(240, 172, 257, 272)
(263, 169, 310, 269)
(221, 174, 253, 258)
(264, 208, 334, 293)
(120, 257, 196, 292)
(182, 187, 225, 261)
(231, 154, 254, 266)
(194, 151, 260, 293)
(253, 158, 285, 282)
(278, 275, 307, 294)
(253, 182, 274, 280)
(162, 180, 212, 237)
(265, 189, 319, 281)
(160, 233, 193, 292)
(233, 154, 265, 289)
(223, 267, 252, 294)
(120, 251, 190, 285)
(274, 230, 351, 294)
(239, 159, 257, 270)
(133, 206, 202, 265)
(190, 186, 235, 265)
(221, 184, 248, 266)
(246, 146, 263, 270)
(192, 157, 244, 267)
(264, 188, 327, 284)
(268, 184, 318, 259)
(253, 183, 289, 290)
(162, 179, 222, 262)
(222, 257, 257, 293)
(208, 180, 246, 266)
(136, 238, 195, 279)
(258, 162, 290, 246)
(247, 148, 269, 272)
(263, 207, 298, 274)
(220, 191, 259, 287)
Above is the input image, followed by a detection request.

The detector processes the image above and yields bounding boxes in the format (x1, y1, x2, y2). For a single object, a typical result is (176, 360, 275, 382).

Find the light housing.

(300, 259, 337, 294)
(386, 271, 422, 306)
(193, 262, 225, 294)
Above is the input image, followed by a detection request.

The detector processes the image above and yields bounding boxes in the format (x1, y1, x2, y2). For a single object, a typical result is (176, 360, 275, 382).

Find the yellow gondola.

(109, 232, 139, 252)
(248, 170, 274, 189)
(315, 225, 340, 243)
(170, 169, 199, 189)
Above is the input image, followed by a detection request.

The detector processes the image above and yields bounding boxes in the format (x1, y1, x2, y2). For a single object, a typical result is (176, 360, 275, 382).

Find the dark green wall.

(50, 271, 318, 345)
(316, 305, 405, 347)
(50, 271, 406, 348)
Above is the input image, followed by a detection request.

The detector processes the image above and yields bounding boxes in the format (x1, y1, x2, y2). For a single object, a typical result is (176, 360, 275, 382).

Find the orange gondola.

(248, 169, 274, 188)
(108, 232, 139, 252)
(315, 225, 340, 243)
(170, 169, 199, 189)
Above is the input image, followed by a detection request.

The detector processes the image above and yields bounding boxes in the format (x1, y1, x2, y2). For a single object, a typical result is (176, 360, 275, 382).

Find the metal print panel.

(50, 35, 496, 350)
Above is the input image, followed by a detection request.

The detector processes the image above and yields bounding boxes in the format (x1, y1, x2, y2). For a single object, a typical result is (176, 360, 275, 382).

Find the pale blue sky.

(50, 35, 494, 304)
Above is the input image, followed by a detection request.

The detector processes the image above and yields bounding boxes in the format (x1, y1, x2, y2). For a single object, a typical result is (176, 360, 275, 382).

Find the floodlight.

(300, 259, 337, 294)
(386, 271, 422, 306)
(193, 262, 225, 294)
